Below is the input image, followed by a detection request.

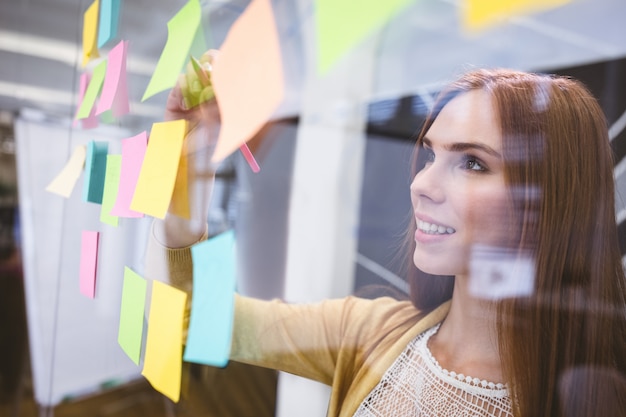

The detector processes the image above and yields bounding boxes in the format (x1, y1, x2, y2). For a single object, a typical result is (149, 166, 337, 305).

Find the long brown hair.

(408, 69, 626, 416)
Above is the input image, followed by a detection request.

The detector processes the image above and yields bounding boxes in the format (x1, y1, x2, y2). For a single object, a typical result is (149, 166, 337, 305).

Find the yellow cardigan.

(145, 229, 450, 417)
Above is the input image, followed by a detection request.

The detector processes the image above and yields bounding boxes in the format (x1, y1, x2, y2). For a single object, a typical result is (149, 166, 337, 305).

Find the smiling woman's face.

(410, 89, 513, 277)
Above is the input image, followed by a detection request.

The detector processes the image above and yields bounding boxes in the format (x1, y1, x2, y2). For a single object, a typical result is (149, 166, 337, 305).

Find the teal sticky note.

(184, 230, 236, 367)
(118, 267, 147, 365)
(82, 141, 109, 204)
(98, 0, 121, 49)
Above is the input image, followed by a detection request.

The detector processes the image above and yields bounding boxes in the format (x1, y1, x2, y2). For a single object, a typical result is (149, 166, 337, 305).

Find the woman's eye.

(462, 155, 487, 172)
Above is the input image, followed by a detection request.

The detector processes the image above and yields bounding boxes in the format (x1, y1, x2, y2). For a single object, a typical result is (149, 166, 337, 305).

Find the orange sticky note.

(96, 40, 130, 117)
(130, 120, 187, 219)
(210, 0, 284, 163)
(142, 281, 186, 403)
(464, 0, 571, 31)
(79, 230, 99, 298)
(82, 0, 100, 67)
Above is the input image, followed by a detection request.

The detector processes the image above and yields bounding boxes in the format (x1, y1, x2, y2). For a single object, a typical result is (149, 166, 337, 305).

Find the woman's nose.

(410, 165, 445, 204)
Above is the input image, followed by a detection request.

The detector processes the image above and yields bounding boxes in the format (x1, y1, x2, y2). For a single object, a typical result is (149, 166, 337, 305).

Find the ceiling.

(0, 0, 625, 131)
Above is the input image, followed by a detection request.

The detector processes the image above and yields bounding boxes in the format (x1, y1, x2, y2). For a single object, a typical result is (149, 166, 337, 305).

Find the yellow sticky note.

(464, 0, 571, 32)
(211, 0, 284, 163)
(169, 141, 190, 219)
(142, 281, 186, 403)
(100, 155, 121, 226)
(82, 0, 100, 67)
(130, 120, 187, 219)
(142, 0, 204, 101)
(46, 145, 87, 198)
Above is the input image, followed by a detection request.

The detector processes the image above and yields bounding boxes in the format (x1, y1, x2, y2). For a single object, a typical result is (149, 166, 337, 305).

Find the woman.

(147, 63, 626, 416)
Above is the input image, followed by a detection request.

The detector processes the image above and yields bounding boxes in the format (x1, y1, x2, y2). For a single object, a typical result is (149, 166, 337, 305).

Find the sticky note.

(82, 0, 100, 67)
(315, 0, 411, 74)
(111, 132, 147, 218)
(142, 0, 205, 101)
(46, 145, 87, 198)
(96, 40, 130, 118)
(184, 230, 236, 367)
(169, 140, 190, 219)
(83, 141, 109, 204)
(118, 267, 147, 365)
(76, 60, 107, 120)
(100, 155, 121, 226)
(97, 0, 121, 48)
(74, 73, 99, 129)
(211, 0, 284, 163)
(130, 120, 187, 219)
(142, 281, 186, 403)
(79, 230, 99, 298)
(464, 0, 571, 31)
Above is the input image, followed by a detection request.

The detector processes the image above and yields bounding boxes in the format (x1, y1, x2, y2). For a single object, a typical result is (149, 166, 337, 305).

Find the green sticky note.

(100, 155, 121, 226)
(82, 141, 109, 204)
(118, 267, 147, 365)
(77, 59, 107, 119)
(142, 0, 206, 101)
(315, 0, 411, 74)
(184, 230, 236, 367)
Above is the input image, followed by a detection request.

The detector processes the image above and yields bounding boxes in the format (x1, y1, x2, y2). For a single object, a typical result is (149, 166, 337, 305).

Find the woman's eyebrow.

(423, 137, 501, 158)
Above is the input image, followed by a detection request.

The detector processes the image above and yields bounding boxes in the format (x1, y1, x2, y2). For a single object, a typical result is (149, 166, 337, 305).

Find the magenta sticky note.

(74, 73, 99, 129)
(96, 40, 130, 117)
(79, 230, 99, 298)
(110, 132, 147, 218)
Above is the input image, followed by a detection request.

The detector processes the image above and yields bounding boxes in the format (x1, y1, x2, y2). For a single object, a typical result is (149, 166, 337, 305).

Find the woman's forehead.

(427, 90, 502, 152)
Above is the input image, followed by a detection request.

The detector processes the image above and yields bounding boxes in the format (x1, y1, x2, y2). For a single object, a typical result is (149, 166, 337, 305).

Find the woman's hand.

(154, 50, 221, 248)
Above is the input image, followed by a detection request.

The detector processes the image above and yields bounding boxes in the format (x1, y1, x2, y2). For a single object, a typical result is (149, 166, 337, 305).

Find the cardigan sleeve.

(230, 294, 422, 386)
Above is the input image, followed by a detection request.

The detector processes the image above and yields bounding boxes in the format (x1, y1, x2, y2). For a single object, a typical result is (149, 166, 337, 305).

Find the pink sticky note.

(79, 230, 99, 298)
(110, 132, 147, 218)
(74, 73, 99, 129)
(210, 0, 284, 163)
(96, 40, 130, 117)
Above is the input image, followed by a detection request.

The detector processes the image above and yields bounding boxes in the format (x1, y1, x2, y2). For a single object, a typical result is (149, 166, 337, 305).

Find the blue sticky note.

(184, 230, 236, 367)
(82, 141, 109, 204)
(97, 0, 121, 49)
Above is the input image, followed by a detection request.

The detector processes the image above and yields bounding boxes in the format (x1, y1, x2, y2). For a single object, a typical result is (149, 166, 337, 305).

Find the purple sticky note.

(110, 132, 147, 218)
(96, 40, 130, 117)
(79, 230, 99, 298)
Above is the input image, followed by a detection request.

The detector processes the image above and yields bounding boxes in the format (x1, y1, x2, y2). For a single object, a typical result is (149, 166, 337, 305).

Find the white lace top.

(353, 325, 513, 416)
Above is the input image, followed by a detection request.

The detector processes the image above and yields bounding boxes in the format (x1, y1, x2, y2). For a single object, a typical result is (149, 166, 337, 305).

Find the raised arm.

(145, 50, 220, 289)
